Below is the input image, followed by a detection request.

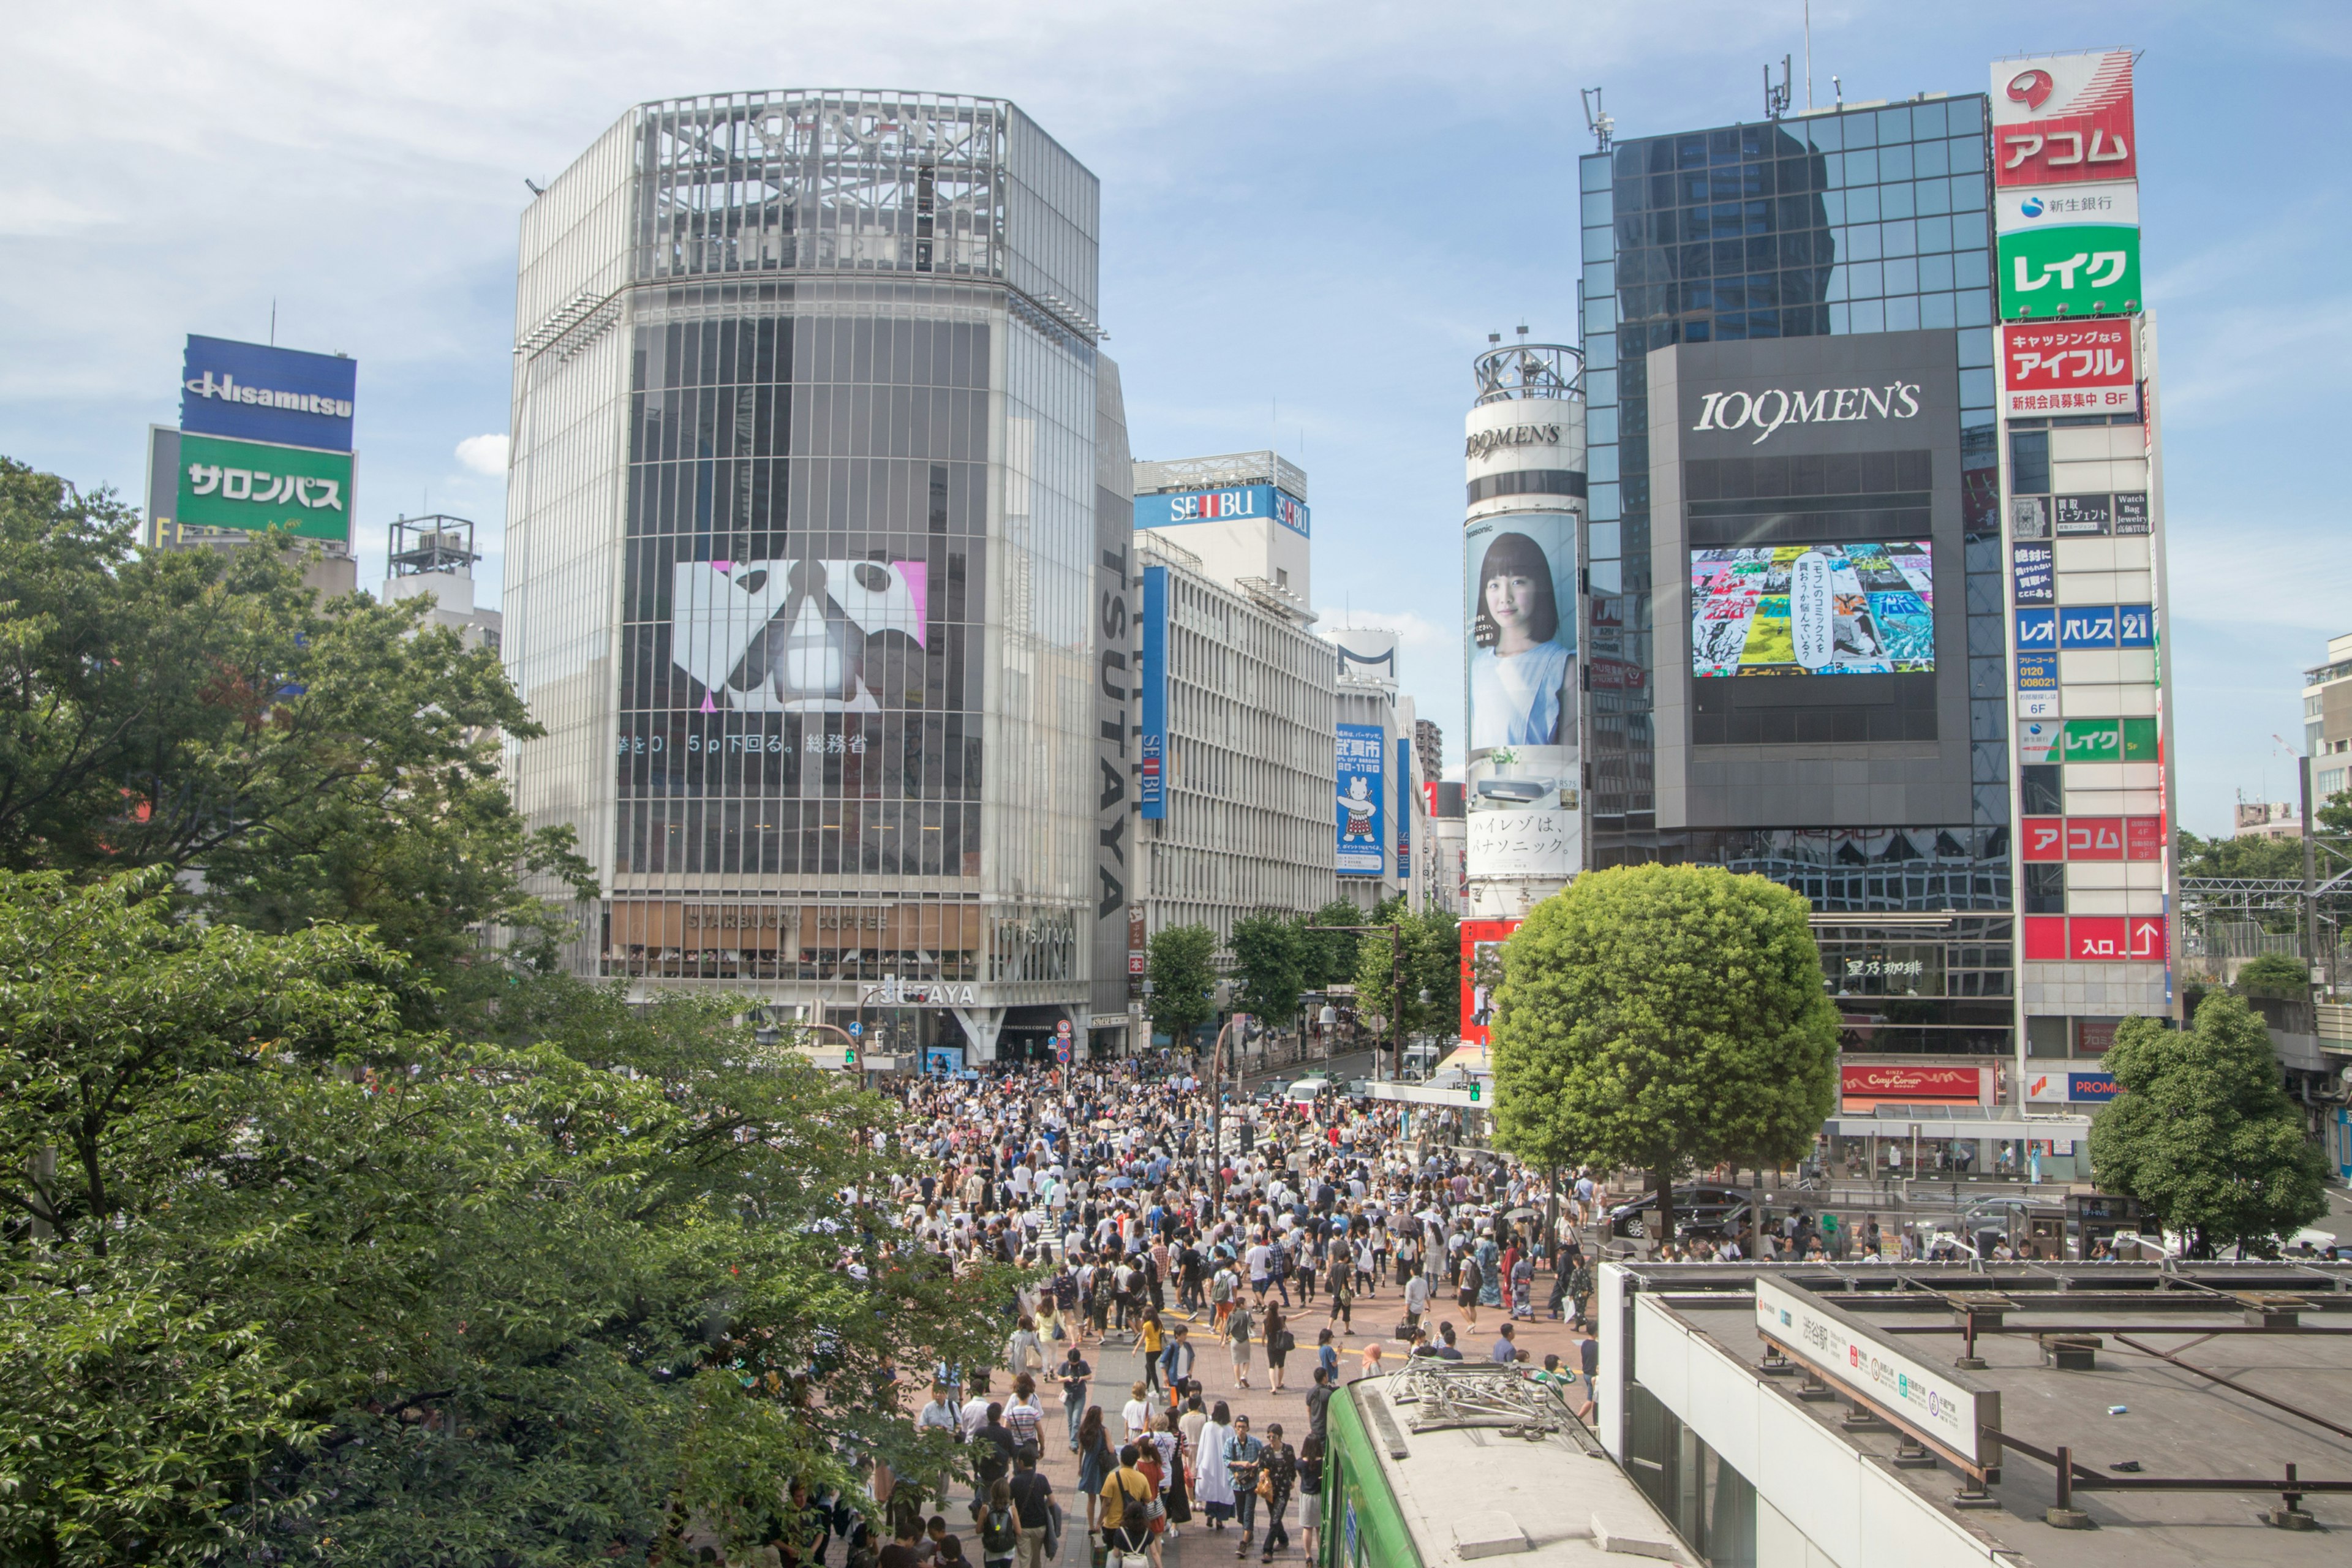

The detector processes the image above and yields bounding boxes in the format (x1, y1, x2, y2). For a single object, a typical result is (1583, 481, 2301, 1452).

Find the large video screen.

(1691, 542, 1933, 677)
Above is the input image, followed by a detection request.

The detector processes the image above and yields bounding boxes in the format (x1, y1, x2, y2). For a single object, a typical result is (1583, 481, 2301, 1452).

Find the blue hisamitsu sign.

(1134, 483, 1309, 538)
(181, 334, 357, 453)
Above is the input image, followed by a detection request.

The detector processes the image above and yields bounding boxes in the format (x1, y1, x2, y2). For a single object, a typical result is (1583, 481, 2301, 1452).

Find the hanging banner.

(1336, 723, 1386, 876)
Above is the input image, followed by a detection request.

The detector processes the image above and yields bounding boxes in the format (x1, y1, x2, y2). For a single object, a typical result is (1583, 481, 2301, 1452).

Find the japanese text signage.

(1991, 51, 2138, 189)
(175, 432, 353, 542)
(2015, 718, 2159, 767)
(2022, 914, 2167, 963)
(1841, 1063, 1984, 1101)
(2000, 320, 2138, 417)
(181, 334, 357, 452)
(1335, 723, 1386, 876)
(1755, 1278, 1998, 1468)
(2012, 544, 2054, 605)
(1139, 567, 1169, 820)
(1997, 184, 2141, 320)
(2020, 814, 2165, 862)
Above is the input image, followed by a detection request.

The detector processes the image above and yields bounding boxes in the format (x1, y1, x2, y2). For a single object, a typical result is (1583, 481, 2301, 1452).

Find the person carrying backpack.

(975, 1479, 1020, 1568)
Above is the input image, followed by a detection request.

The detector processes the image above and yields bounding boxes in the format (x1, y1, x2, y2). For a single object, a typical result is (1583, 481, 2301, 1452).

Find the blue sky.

(3, 1, 2343, 833)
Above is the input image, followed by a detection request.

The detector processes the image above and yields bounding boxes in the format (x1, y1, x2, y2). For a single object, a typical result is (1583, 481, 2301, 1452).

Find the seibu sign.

(2000, 320, 2137, 418)
(1841, 1063, 1985, 1101)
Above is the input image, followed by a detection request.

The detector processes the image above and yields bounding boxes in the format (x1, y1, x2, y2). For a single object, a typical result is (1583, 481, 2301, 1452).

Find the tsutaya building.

(500, 90, 1134, 1068)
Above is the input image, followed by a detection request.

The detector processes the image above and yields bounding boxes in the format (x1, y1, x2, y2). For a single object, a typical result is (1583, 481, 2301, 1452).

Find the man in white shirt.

(959, 1379, 995, 1440)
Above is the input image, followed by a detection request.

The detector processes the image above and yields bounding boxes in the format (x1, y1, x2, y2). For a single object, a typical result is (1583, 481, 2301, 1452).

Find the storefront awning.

(1826, 1113, 2092, 1141)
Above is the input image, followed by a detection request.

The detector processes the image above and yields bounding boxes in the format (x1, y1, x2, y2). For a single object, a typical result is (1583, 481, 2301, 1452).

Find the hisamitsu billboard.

(181, 335, 357, 452)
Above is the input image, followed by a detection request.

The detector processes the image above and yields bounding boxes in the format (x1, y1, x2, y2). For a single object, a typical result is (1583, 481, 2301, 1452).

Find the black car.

(1606, 1184, 1753, 1240)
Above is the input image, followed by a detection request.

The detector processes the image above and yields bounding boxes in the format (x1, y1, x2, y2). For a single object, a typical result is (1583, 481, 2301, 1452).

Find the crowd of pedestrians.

(856, 1054, 1607, 1567)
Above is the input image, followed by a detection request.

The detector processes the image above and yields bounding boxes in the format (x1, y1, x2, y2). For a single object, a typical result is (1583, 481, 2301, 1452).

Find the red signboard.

(2022, 817, 2064, 862)
(1841, 1063, 1983, 1101)
(2023, 915, 2070, 960)
(2000, 321, 2137, 418)
(1589, 658, 1646, 692)
(1458, 919, 1521, 1046)
(2065, 816, 2124, 861)
(2125, 815, 2165, 861)
(1992, 52, 2138, 189)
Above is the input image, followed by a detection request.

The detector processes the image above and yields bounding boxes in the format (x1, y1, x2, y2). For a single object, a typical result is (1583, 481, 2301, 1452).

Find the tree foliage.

(2086, 993, 2329, 1258)
(1301, 897, 1367, 989)
(0, 870, 1007, 1566)
(1488, 865, 1840, 1224)
(1348, 902, 1458, 1047)
(1229, 910, 1309, 1026)
(2233, 951, 2310, 999)
(1146, 922, 1219, 1043)
(0, 458, 596, 1027)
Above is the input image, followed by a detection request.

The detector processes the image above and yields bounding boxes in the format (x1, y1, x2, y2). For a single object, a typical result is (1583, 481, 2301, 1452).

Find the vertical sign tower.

(1993, 51, 2179, 1108)
(1461, 337, 1587, 922)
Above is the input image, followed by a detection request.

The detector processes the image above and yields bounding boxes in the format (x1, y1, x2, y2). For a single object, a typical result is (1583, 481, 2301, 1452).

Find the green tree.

(1229, 910, 1309, 1030)
(2087, 993, 2329, 1258)
(1147, 922, 1218, 1044)
(2234, 952, 2310, 999)
(0, 458, 595, 1026)
(1489, 865, 1840, 1236)
(1348, 907, 1459, 1063)
(2172, 826, 2309, 883)
(0, 870, 1005, 1566)
(1300, 897, 1365, 989)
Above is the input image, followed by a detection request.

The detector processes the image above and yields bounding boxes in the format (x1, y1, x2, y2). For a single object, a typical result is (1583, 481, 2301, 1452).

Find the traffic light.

(1468, 1081, 1481, 1103)
(843, 1044, 860, 1070)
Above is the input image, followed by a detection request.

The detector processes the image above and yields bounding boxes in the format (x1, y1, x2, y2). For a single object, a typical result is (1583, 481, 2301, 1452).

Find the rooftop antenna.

(269, 298, 276, 346)
(1804, 0, 1814, 110)
(1833, 74, 1844, 110)
(1765, 55, 1793, 119)
(1580, 88, 1614, 153)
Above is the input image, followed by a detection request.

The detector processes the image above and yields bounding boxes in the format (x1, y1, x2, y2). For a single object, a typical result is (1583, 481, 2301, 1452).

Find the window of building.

(2021, 764, 2063, 816)
(2023, 862, 2065, 915)
(2026, 1015, 2070, 1058)
(2007, 429, 2051, 496)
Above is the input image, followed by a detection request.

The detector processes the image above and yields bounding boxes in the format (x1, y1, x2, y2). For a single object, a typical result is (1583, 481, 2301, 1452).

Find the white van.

(1286, 1076, 1331, 1105)
(1400, 1042, 1445, 1080)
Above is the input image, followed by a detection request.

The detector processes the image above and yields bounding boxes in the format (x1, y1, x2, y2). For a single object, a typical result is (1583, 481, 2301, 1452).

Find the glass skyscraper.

(1579, 96, 2015, 1059)
(503, 91, 1123, 1061)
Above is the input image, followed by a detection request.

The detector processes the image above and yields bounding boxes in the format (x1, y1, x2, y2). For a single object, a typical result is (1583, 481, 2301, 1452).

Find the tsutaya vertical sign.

(1992, 51, 2141, 322)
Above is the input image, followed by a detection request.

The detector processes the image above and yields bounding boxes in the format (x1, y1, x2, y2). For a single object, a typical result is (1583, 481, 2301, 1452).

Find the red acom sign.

(1994, 51, 2136, 189)
(2000, 320, 2138, 418)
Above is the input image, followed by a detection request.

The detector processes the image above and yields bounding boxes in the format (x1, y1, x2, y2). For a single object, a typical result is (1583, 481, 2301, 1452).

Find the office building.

(2233, 800, 2300, 841)
(381, 514, 502, 649)
(502, 89, 1120, 1065)
(2305, 631, 2352, 801)
(1330, 625, 1429, 914)
(1576, 53, 2175, 1161)
(1131, 501, 1334, 952)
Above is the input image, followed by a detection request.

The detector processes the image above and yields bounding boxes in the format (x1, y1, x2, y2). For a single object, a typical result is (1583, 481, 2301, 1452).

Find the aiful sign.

(2000, 320, 2138, 417)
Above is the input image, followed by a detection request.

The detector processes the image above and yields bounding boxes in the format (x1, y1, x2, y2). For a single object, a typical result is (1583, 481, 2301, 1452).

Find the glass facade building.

(1580, 97, 2015, 1060)
(503, 91, 1117, 1061)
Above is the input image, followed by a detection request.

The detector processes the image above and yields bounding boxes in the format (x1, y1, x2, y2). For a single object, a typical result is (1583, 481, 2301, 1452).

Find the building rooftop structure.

(1608, 1261, 2352, 1566)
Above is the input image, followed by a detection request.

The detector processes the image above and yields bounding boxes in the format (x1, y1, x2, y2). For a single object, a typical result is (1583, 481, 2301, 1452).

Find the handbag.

(1256, 1471, 1275, 1502)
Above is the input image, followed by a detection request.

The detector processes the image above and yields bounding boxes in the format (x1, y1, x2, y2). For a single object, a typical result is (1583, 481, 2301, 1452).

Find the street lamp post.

(1305, 922, 1404, 1081)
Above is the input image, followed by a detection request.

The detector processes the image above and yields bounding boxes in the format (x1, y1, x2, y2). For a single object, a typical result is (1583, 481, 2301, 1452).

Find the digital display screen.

(1691, 542, 1934, 677)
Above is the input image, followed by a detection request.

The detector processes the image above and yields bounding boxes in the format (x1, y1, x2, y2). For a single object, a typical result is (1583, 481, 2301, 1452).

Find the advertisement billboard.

(181, 334, 357, 452)
(1991, 51, 2136, 189)
(1999, 320, 2138, 417)
(1464, 511, 1577, 753)
(1139, 565, 1169, 820)
(173, 431, 353, 541)
(1134, 482, 1308, 538)
(1458, 918, 1521, 1045)
(1336, 723, 1385, 876)
(1690, 542, 1934, 677)
(1996, 183, 2141, 321)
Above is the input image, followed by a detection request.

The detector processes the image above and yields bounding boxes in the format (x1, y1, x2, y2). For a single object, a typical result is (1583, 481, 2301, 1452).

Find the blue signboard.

(181, 334, 357, 453)
(2057, 605, 2119, 650)
(2116, 603, 2155, 649)
(1395, 736, 1412, 879)
(1337, 723, 1385, 876)
(2068, 1071, 2122, 1103)
(1134, 483, 1309, 538)
(1139, 565, 1169, 820)
(2014, 607, 2056, 650)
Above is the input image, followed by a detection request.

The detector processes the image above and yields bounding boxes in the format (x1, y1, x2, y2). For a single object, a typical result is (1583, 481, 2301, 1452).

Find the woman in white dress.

(1468, 531, 1570, 750)
(1193, 1398, 1237, 1532)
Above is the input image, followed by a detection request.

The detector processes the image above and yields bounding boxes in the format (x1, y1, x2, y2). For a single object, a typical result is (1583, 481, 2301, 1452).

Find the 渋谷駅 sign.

(1754, 1278, 2000, 1468)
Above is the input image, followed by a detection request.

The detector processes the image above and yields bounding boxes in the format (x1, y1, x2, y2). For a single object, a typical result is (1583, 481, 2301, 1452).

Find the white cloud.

(455, 433, 509, 475)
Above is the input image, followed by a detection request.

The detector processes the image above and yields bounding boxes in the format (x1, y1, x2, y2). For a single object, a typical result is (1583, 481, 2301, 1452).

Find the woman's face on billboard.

(1484, 567, 1543, 654)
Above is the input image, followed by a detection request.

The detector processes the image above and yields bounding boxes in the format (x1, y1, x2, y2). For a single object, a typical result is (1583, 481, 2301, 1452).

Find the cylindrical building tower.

(1461, 338, 1586, 921)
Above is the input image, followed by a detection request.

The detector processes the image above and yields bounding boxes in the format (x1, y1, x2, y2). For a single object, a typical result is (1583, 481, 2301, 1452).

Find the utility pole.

(2303, 754, 2320, 982)
(1308, 922, 1406, 1081)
